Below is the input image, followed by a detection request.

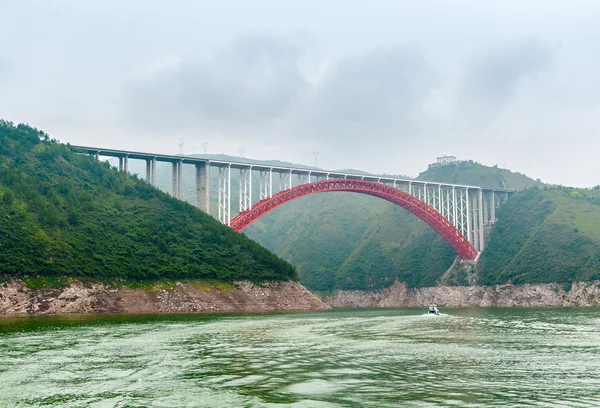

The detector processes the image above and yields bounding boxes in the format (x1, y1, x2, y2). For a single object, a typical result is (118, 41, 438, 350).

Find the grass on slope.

(417, 161, 545, 189)
(0, 120, 296, 282)
(479, 187, 600, 285)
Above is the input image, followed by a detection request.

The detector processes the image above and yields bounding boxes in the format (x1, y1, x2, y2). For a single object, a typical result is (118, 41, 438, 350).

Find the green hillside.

(418, 161, 545, 190)
(478, 187, 600, 285)
(0, 120, 296, 282)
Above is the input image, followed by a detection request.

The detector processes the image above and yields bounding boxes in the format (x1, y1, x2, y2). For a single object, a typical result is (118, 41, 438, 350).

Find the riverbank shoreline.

(321, 280, 600, 307)
(0, 280, 330, 315)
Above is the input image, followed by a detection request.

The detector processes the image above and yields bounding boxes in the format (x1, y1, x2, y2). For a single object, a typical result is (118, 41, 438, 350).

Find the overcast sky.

(1, 0, 599, 186)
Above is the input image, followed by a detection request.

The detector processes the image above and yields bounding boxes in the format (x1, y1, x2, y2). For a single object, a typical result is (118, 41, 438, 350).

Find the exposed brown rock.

(0, 280, 330, 315)
(323, 280, 600, 308)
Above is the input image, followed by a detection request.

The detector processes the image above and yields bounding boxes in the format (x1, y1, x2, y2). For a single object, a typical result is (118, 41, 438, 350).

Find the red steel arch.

(230, 180, 478, 260)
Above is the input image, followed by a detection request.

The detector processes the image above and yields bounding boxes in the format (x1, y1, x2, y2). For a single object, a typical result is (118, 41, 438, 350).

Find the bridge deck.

(73, 145, 516, 193)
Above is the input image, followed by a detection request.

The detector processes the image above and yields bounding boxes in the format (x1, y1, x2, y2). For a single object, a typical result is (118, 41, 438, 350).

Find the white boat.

(427, 304, 440, 316)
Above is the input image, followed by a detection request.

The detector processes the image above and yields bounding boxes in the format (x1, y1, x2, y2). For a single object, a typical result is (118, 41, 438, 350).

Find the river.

(1, 308, 599, 407)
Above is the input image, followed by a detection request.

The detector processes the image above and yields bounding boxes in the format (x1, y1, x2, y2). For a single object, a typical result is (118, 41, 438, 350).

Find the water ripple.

(0, 308, 599, 407)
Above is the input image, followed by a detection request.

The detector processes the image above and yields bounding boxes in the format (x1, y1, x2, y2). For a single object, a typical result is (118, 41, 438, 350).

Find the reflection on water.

(1, 308, 599, 407)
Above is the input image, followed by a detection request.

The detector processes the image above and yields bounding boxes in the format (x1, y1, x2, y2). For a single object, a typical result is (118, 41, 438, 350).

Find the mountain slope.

(329, 162, 544, 289)
(0, 121, 296, 282)
(478, 187, 600, 285)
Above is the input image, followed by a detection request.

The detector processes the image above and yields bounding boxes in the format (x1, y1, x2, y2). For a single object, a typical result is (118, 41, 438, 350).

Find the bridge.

(74, 146, 515, 260)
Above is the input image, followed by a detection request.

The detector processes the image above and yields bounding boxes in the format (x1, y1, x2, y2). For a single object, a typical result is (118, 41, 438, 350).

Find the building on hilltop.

(429, 155, 466, 168)
(436, 155, 457, 165)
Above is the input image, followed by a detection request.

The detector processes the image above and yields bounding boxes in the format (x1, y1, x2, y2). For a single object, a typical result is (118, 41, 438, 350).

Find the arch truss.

(230, 180, 493, 260)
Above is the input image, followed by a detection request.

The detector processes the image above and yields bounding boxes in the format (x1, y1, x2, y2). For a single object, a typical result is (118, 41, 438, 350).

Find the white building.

(436, 155, 457, 165)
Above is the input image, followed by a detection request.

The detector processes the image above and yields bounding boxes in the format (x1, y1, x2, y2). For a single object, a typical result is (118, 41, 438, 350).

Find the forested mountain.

(478, 186, 600, 285)
(0, 120, 296, 282)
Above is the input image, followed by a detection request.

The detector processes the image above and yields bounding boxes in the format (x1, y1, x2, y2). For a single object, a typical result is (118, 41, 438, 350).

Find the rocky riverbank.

(322, 280, 600, 307)
(0, 280, 330, 315)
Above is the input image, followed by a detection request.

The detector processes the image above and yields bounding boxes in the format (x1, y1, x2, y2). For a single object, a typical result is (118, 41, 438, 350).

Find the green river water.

(1, 308, 599, 407)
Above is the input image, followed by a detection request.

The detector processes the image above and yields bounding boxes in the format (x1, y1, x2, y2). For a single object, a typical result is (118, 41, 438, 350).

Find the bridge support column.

(478, 189, 485, 252)
(279, 171, 291, 192)
(172, 162, 178, 197)
(196, 162, 210, 213)
(260, 169, 273, 200)
(118, 157, 123, 172)
(218, 166, 231, 225)
(469, 189, 479, 252)
(145, 159, 151, 184)
(151, 158, 157, 187)
(466, 188, 473, 247)
(177, 159, 183, 199)
(453, 187, 459, 230)
(239, 167, 252, 212)
(482, 191, 490, 225)
(298, 173, 309, 185)
(490, 191, 496, 223)
(124, 155, 128, 173)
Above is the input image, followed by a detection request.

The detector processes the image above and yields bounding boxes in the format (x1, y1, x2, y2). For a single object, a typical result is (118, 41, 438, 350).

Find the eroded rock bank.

(322, 280, 600, 307)
(0, 280, 330, 315)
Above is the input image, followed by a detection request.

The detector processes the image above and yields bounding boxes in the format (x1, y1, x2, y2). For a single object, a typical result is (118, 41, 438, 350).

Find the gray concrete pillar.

(124, 155, 128, 173)
(466, 188, 472, 246)
(172, 162, 178, 197)
(118, 156, 124, 172)
(483, 191, 489, 225)
(470, 190, 479, 251)
(177, 159, 183, 199)
(95, 151, 100, 161)
(145, 159, 151, 183)
(478, 189, 485, 252)
(151, 158, 157, 187)
(196, 162, 210, 213)
(490, 192, 496, 223)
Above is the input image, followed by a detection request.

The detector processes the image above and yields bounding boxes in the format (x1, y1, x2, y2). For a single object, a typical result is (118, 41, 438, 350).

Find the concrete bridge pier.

(218, 165, 231, 225)
(478, 189, 485, 252)
(259, 169, 273, 200)
(195, 162, 210, 213)
(151, 158, 157, 187)
(490, 192, 496, 223)
(239, 167, 252, 212)
(145, 159, 152, 184)
(177, 159, 183, 199)
(171, 162, 178, 198)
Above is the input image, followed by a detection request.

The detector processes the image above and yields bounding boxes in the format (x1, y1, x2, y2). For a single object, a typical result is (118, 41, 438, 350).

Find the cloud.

(124, 32, 310, 132)
(124, 37, 439, 150)
(302, 45, 439, 142)
(460, 36, 555, 111)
